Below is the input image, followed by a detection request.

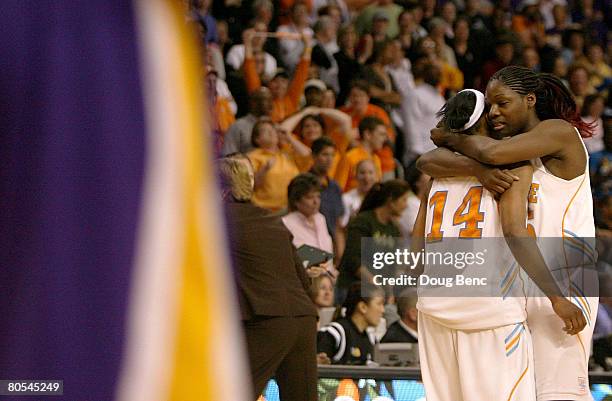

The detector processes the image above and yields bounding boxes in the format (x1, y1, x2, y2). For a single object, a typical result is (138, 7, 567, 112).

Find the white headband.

(455, 89, 485, 132)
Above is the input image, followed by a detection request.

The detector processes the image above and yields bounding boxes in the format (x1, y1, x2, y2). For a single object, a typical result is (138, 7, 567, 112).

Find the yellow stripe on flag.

(163, 1, 249, 400)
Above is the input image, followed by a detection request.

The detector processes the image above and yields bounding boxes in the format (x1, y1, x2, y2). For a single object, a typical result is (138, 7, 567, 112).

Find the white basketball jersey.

(527, 129, 596, 241)
(526, 128, 598, 311)
(417, 177, 527, 330)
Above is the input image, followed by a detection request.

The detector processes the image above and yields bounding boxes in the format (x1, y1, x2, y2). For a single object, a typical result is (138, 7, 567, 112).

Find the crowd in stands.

(190, 0, 611, 369)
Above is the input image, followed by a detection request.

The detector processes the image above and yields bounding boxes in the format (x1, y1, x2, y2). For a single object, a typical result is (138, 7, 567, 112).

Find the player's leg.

(527, 296, 598, 401)
(456, 321, 536, 401)
(418, 312, 463, 401)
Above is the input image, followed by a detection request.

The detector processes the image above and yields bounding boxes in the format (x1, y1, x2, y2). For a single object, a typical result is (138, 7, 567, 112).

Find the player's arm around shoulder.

(437, 119, 576, 165)
(478, 119, 576, 165)
(417, 148, 518, 197)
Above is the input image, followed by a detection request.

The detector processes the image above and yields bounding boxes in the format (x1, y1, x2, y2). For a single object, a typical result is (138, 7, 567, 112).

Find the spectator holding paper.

(283, 173, 337, 279)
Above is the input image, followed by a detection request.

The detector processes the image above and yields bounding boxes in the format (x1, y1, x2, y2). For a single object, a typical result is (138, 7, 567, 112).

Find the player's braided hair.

(490, 66, 594, 138)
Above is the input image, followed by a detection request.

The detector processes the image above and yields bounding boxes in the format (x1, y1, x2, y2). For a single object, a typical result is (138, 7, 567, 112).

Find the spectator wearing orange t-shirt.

(340, 80, 395, 176)
(248, 117, 311, 211)
(243, 28, 312, 123)
(279, 103, 355, 175)
(334, 116, 386, 192)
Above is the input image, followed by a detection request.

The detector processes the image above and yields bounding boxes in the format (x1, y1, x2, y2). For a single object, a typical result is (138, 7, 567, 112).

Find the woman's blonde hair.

(217, 154, 254, 201)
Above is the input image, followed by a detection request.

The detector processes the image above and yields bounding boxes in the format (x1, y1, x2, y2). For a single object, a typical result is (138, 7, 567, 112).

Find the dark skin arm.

(431, 119, 584, 175)
(409, 179, 433, 277)
(416, 148, 519, 197)
(498, 164, 586, 335)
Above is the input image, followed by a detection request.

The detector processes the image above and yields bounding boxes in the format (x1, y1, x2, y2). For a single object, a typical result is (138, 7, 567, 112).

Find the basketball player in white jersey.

(430, 66, 598, 401)
(413, 89, 583, 401)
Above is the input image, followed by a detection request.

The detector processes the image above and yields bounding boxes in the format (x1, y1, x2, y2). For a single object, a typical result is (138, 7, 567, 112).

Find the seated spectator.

(282, 173, 336, 277)
(340, 81, 396, 177)
(244, 28, 312, 122)
(317, 282, 385, 365)
(335, 116, 386, 192)
(401, 58, 445, 162)
(226, 20, 277, 80)
(308, 274, 335, 308)
(248, 118, 309, 211)
(277, 2, 314, 73)
(582, 94, 606, 154)
(222, 87, 273, 155)
(309, 137, 345, 255)
(336, 180, 410, 302)
(381, 289, 418, 343)
(340, 159, 379, 228)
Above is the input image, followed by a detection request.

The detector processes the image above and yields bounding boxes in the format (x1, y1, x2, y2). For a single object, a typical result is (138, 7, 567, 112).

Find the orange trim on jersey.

(561, 174, 587, 266)
(506, 362, 529, 401)
(505, 331, 521, 352)
(452, 186, 485, 238)
(576, 332, 586, 359)
(426, 191, 447, 242)
(502, 267, 520, 298)
(560, 174, 590, 359)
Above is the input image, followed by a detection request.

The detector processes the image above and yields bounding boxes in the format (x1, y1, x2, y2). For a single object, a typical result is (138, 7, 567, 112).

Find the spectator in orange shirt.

(243, 28, 312, 123)
(248, 117, 311, 211)
(340, 80, 396, 176)
(301, 79, 357, 156)
(334, 116, 386, 192)
(279, 103, 354, 174)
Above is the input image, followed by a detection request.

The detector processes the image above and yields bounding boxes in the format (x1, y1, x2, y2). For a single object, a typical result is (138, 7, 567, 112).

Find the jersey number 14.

(427, 186, 485, 241)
